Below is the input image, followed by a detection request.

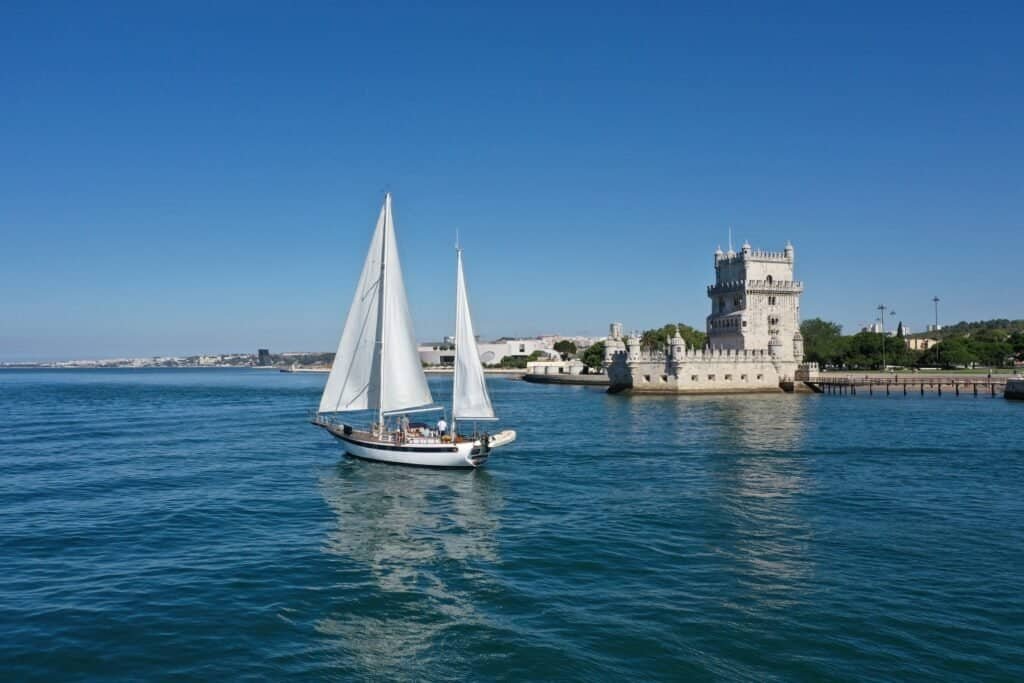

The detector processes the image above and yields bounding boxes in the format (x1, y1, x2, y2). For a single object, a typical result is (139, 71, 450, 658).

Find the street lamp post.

(877, 304, 896, 371)
(877, 305, 886, 370)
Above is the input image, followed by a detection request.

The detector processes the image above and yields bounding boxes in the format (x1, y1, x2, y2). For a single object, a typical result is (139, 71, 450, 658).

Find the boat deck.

(312, 417, 478, 447)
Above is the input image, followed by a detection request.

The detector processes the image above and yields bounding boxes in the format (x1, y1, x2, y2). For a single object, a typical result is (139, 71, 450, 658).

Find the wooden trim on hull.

(336, 432, 459, 453)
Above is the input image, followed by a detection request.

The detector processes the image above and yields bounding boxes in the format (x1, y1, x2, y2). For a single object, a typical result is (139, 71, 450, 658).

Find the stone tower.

(706, 241, 803, 361)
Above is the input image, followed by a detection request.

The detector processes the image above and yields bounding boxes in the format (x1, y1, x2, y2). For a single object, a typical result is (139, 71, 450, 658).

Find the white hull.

(317, 420, 515, 468)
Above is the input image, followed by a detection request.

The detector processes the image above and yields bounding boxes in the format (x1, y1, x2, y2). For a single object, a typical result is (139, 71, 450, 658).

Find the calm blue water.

(2, 369, 1022, 680)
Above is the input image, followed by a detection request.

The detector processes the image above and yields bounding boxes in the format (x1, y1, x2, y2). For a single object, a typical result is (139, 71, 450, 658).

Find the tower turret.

(626, 334, 641, 361)
(670, 328, 686, 358)
(792, 329, 804, 362)
(784, 241, 794, 262)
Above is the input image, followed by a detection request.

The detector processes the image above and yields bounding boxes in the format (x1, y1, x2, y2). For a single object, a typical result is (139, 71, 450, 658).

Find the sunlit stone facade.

(604, 242, 817, 394)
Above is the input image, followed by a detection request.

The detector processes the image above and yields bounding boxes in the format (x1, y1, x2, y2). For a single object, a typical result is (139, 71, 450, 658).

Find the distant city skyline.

(2, 3, 1022, 361)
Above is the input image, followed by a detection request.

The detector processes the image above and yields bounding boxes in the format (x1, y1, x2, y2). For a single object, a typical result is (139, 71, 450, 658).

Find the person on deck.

(436, 418, 448, 437)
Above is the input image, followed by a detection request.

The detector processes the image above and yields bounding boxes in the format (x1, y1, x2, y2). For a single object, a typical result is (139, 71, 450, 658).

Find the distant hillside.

(910, 319, 1024, 339)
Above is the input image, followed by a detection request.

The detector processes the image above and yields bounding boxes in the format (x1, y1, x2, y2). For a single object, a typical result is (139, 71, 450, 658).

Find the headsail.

(452, 248, 496, 420)
(319, 194, 433, 414)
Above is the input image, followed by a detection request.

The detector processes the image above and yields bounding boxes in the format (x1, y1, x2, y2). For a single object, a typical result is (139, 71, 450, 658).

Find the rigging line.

(377, 194, 389, 426)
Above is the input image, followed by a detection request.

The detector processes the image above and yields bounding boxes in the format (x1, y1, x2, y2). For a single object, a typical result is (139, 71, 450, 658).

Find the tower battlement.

(714, 241, 794, 266)
(707, 279, 803, 296)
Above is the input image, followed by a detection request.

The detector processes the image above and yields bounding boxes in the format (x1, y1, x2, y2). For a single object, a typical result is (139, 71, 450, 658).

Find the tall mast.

(377, 193, 389, 428)
(452, 244, 462, 436)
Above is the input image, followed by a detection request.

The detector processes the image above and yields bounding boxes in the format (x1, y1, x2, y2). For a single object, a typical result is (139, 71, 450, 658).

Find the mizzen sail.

(452, 248, 496, 420)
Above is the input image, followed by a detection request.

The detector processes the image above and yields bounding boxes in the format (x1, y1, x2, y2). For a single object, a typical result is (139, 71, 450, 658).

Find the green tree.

(580, 341, 606, 369)
(971, 338, 1012, 367)
(553, 340, 577, 358)
(842, 331, 884, 369)
(640, 323, 707, 352)
(919, 338, 977, 368)
(676, 323, 708, 350)
(1009, 332, 1024, 360)
(800, 318, 845, 366)
(940, 338, 978, 368)
(640, 324, 674, 351)
(497, 350, 546, 369)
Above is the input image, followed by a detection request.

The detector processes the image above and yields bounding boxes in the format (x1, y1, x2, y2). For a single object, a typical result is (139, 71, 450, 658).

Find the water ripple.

(0, 369, 1022, 680)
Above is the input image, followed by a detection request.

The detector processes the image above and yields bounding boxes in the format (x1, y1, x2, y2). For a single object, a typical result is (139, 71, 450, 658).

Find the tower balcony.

(707, 279, 803, 296)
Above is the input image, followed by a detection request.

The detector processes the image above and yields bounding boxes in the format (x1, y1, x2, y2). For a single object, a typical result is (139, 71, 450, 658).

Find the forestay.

(452, 248, 496, 420)
(318, 194, 433, 414)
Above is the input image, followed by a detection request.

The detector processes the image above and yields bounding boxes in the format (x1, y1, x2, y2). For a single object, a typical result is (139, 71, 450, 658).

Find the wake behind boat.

(312, 193, 515, 467)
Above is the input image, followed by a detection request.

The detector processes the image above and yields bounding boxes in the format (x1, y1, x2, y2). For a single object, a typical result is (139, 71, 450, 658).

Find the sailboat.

(312, 193, 516, 468)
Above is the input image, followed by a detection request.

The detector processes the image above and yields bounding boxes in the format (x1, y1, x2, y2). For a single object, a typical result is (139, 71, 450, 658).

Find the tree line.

(801, 318, 1024, 370)
(573, 324, 708, 370)
(575, 318, 1024, 371)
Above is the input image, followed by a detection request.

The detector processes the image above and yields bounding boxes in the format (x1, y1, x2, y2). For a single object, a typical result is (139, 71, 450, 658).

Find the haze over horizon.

(3, 2, 1022, 362)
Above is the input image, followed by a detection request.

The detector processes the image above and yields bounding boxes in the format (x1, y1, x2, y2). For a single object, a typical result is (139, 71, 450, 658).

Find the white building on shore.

(419, 337, 556, 367)
(604, 241, 818, 393)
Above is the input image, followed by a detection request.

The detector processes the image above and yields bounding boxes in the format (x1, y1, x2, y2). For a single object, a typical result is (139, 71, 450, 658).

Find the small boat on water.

(312, 193, 516, 467)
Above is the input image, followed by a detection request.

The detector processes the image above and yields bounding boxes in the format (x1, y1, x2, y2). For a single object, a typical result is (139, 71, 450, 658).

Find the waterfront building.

(604, 241, 818, 393)
(418, 337, 556, 366)
(526, 358, 587, 376)
(477, 338, 547, 365)
(418, 342, 456, 366)
(257, 348, 271, 366)
(905, 337, 939, 351)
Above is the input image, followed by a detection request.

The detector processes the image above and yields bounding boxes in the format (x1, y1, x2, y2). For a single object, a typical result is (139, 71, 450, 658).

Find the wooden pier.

(810, 375, 1009, 398)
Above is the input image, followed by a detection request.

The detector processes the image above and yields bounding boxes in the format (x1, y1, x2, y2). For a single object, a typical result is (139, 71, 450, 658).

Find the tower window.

(768, 296, 776, 306)
(766, 275, 774, 285)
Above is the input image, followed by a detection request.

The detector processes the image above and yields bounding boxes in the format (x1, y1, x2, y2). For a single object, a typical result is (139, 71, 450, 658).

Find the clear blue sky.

(2, 2, 1022, 360)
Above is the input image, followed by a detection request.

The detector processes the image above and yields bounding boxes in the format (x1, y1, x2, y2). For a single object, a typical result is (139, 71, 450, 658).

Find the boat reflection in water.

(316, 461, 503, 674)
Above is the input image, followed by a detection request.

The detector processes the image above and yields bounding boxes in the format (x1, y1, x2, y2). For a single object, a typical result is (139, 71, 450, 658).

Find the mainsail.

(452, 248, 496, 421)
(319, 194, 433, 415)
